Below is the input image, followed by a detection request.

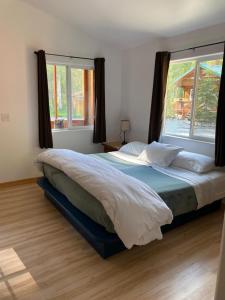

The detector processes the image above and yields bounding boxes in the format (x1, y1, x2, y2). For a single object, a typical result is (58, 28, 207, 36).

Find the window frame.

(163, 52, 223, 143)
(46, 59, 95, 131)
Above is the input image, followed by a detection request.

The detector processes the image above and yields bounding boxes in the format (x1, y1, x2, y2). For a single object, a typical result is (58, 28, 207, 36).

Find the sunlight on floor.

(0, 248, 42, 300)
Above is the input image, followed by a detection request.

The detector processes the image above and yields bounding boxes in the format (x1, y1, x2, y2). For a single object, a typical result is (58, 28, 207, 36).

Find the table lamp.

(121, 120, 130, 145)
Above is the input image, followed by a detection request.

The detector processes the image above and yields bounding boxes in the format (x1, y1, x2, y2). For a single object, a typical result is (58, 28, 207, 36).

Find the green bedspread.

(43, 152, 198, 233)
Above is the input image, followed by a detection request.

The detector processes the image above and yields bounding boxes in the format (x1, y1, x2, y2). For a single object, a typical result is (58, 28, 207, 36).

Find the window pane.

(47, 64, 55, 120)
(71, 68, 94, 126)
(88, 70, 95, 126)
(192, 59, 222, 139)
(47, 64, 68, 129)
(164, 60, 196, 137)
(56, 65, 67, 123)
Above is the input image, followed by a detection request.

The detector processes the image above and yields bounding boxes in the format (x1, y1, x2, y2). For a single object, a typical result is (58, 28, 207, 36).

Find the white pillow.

(119, 141, 148, 156)
(172, 151, 215, 173)
(138, 141, 183, 167)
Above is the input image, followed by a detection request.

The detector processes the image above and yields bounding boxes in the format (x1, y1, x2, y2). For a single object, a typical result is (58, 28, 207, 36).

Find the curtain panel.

(93, 58, 106, 143)
(215, 45, 225, 166)
(36, 50, 53, 148)
(148, 51, 170, 144)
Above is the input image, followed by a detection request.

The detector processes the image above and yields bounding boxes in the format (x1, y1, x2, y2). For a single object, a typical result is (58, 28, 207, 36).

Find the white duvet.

(37, 149, 173, 249)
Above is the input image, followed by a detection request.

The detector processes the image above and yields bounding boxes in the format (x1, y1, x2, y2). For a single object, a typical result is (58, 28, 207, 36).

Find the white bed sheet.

(109, 151, 225, 209)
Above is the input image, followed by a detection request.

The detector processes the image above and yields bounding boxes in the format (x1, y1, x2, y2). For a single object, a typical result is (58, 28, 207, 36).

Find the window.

(47, 60, 94, 129)
(163, 54, 223, 141)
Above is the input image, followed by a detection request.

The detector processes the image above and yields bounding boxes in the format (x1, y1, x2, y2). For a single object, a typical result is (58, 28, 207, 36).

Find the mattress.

(43, 163, 115, 232)
(41, 151, 202, 233)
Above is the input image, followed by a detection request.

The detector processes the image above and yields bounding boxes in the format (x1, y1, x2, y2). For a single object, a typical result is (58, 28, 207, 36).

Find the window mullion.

(67, 66, 72, 128)
(189, 60, 199, 138)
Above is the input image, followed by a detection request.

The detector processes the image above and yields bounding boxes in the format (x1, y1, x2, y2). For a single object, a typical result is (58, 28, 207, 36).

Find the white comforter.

(37, 149, 173, 249)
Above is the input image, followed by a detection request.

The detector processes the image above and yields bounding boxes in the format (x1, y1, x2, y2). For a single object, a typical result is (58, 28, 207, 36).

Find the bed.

(37, 149, 225, 258)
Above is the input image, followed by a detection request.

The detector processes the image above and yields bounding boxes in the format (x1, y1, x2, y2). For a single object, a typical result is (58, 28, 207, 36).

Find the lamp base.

(122, 131, 127, 145)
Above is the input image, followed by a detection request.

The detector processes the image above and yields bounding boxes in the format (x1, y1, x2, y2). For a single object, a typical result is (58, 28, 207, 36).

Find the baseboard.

(0, 177, 39, 188)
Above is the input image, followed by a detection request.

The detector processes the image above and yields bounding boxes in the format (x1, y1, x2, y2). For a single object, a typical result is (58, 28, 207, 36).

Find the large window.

(164, 54, 223, 141)
(47, 60, 94, 129)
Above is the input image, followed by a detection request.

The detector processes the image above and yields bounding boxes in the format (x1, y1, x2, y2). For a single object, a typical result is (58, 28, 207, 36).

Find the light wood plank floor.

(0, 183, 224, 300)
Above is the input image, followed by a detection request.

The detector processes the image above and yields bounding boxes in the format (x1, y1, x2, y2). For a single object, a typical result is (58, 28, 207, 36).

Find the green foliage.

(47, 64, 84, 120)
(195, 70, 220, 125)
(71, 68, 83, 119)
(47, 64, 55, 118)
(165, 60, 221, 126)
(56, 65, 67, 118)
(166, 61, 195, 118)
(71, 69, 83, 95)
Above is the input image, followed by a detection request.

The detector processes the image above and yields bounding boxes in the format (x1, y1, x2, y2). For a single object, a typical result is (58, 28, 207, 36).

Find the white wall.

(121, 38, 166, 142)
(0, 0, 123, 183)
(122, 23, 225, 156)
(2, 2, 225, 183)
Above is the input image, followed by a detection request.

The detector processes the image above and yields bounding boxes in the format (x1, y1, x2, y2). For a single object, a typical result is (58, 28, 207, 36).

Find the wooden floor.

(0, 184, 224, 300)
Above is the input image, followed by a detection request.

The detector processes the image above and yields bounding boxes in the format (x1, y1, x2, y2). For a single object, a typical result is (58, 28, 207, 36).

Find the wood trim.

(90, 70, 95, 125)
(102, 141, 122, 152)
(83, 69, 89, 126)
(0, 177, 39, 188)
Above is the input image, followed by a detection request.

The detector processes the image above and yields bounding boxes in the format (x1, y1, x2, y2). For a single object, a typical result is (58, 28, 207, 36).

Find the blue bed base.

(37, 177, 221, 259)
(38, 177, 126, 258)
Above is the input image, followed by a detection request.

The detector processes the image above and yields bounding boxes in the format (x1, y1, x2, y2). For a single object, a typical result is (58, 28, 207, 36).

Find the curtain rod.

(34, 51, 94, 61)
(171, 40, 225, 54)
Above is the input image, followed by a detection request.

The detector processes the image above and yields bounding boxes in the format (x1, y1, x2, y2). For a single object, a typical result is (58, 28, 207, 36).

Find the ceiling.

(20, 0, 225, 48)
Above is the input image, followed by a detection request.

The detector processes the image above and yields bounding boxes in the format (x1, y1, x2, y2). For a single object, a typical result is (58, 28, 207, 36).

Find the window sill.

(161, 134, 215, 145)
(52, 126, 94, 133)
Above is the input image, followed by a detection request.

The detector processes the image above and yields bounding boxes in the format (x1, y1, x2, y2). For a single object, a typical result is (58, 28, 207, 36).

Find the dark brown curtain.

(215, 46, 225, 166)
(36, 50, 53, 148)
(93, 58, 106, 143)
(148, 51, 170, 143)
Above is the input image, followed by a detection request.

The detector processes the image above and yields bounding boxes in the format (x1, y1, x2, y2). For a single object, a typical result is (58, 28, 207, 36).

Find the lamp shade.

(121, 120, 130, 132)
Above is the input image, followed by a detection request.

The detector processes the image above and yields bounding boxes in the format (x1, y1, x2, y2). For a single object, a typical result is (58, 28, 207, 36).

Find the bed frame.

(38, 177, 221, 259)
